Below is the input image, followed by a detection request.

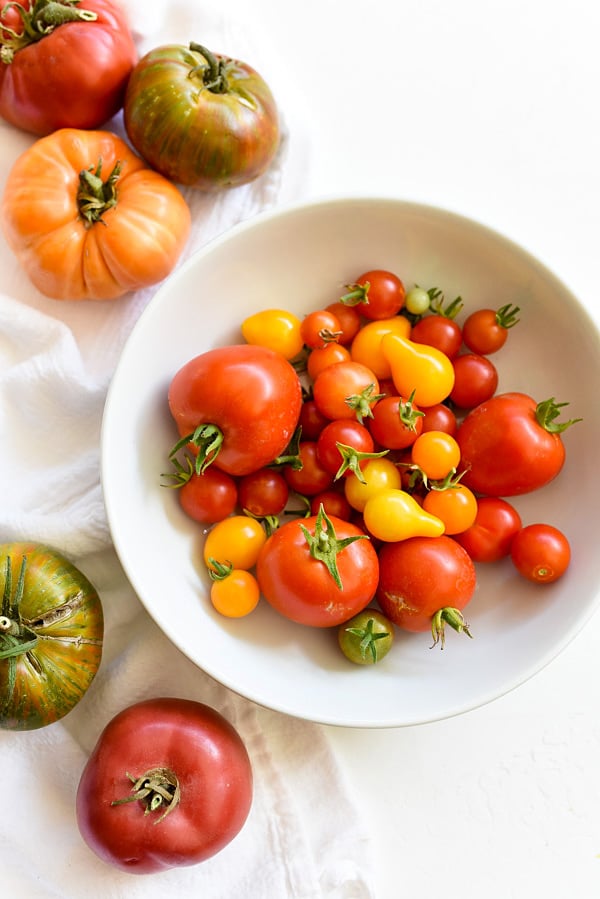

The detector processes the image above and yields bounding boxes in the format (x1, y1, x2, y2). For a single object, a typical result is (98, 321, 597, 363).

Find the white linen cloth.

(0, 3, 375, 896)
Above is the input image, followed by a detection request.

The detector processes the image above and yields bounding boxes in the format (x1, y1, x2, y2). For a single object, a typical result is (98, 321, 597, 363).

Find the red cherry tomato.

(238, 468, 289, 517)
(306, 342, 351, 380)
(325, 301, 362, 345)
(450, 353, 499, 409)
(461, 304, 520, 355)
(298, 398, 330, 440)
(453, 496, 522, 562)
(368, 393, 424, 450)
(178, 467, 238, 524)
(300, 309, 342, 349)
(310, 488, 353, 520)
(316, 419, 376, 477)
(510, 523, 571, 583)
(410, 314, 463, 359)
(342, 269, 406, 320)
(421, 403, 458, 436)
(313, 360, 381, 423)
(283, 441, 334, 495)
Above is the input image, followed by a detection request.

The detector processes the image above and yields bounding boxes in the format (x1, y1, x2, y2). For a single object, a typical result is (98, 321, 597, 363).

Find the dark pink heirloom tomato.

(0, 0, 137, 135)
(76, 698, 253, 874)
(123, 42, 280, 190)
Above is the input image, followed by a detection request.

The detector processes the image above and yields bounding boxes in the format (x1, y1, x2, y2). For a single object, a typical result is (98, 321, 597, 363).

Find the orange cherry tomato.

(422, 484, 478, 534)
(411, 430, 461, 481)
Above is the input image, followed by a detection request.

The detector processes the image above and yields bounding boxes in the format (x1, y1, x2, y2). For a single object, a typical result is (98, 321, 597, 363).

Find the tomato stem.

(169, 423, 225, 475)
(77, 159, 122, 228)
(344, 617, 391, 663)
(333, 441, 388, 483)
(535, 397, 582, 434)
(0, 0, 97, 62)
(189, 42, 229, 94)
(111, 767, 181, 824)
(300, 504, 368, 590)
(430, 607, 472, 649)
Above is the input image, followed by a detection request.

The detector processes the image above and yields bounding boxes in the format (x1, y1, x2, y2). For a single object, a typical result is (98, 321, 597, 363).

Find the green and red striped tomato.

(123, 42, 280, 190)
(0, 543, 103, 730)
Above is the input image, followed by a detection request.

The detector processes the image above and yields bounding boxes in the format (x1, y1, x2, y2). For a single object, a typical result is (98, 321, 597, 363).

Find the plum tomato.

(449, 353, 499, 409)
(341, 269, 406, 320)
(312, 360, 381, 424)
(338, 609, 395, 665)
(457, 393, 581, 496)
(256, 506, 379, 627)
(510, 523, 571, 583)
(368, 392, 424, 450)
(461, 304, 520, 355)
(238, 468, 289, 517)
(453, 496, 522, 562)
(76, 698, 253, 873)
(376, 535, 476, 646)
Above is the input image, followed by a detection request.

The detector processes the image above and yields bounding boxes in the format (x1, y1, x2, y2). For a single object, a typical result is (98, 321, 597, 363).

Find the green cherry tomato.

(338, 609, 395, 665)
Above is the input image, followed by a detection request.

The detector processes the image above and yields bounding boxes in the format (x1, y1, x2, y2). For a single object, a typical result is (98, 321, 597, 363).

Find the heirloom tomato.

(124, 42, 280, 190)
(168, 344, 302, 477)
(76, 698, 253, 874)
(0, 543, 103, 731)
(376, 535, 476, 646)
(256, 506, 379, 627)
(0, 0, 137, 135)
(1, 128, 191, 300)
(457, 393, 580, 496)
(510, 523, 571, 584)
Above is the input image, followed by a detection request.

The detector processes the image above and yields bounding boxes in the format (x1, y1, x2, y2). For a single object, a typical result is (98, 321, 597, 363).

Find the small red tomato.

(316, 419, 376, 477)
(178, 468, 238, 524)
(300, 309, 343, 348)
(310, 488, 353, 520)
(368, 394, 424, 450)
(342, 269, 406, 320)
(411, 314, 463, 359)
(238, 468, 289, 517)
(450, 353, 499, 409)
(421, 403, 458, 436)
(453, 496, 522, 562)
(306, 342, 351, 380)
(283, 441, 334, 495)
(510, 523, 571, 583)
(313, 360, 381, 423)
(298, 399, 331, 440)
(461, 304, 520, 355)
(325, 301, 362, 344)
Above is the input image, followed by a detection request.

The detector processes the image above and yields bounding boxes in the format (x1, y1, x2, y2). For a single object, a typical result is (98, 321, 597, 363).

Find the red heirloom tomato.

(457, 393, 580, 496)
(256, 506, 379, 627)
(0, 543, 103, 731)
(168, 344, 302, 477)
(376, 535, 476, 646)
(0, 128, 191, 300)
(0, 0, 137, 135)
(453, 496, 522, 562)
(76, 698, 253, 874)
(124, 42, 280, 190)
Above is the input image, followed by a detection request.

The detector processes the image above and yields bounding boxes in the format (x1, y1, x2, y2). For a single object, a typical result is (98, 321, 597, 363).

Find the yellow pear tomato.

(363, 488, 445, 542)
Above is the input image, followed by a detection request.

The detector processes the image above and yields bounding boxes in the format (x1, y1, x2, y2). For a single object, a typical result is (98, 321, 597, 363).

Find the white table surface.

(224, 1, 600, 896)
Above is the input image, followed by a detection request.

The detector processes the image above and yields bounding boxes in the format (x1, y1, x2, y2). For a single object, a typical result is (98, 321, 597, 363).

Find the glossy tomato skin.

(457, 393, 566, 496)
(453, 496, 522, 562)
(510, 523, 571, 583)
(168, 344, 302, 477)
(76, 698, 253, 874)
(256, 514, 379, 627)
(1, 128, 191, 300)
(376, 536, 476, 632)
(0, 0, 137, 135)
(0, 543, 103, 730)
(124, 43, 280, 190)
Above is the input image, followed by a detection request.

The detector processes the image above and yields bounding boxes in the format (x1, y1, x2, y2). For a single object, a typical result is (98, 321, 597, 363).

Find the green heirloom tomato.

(123, 42, 280, 191)
(0, 543, 103, 730)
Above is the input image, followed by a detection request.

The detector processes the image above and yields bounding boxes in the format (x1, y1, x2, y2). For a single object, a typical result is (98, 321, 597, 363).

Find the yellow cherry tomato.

(203, 515, 267, 572)
(350, 316, 411, 379)
(344, 457, 402, 512)
(422, 484, 478, 535)
(241, 308, 304, 360)
(411, 430, 461, 481)
(381, 333, 455, 407)
(363, 488, 445, 542)
(210, 568, 261, 617)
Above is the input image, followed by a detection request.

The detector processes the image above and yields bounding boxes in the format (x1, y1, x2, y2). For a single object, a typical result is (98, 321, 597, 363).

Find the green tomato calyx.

(344, 382, 384, 424)
(0, 0, 97, 63)
(495, 303, 520, 329)
(430, 607, 472, 649)
(300, 504, 367, 590)
(169, 423, 224, 476)
(535, 398, 582, 434)
(189, 42, 230, 94)
(77, 159, 122, 229)
(111, 767, 181, 824)
(344, 616, 391, 664)
(333, 441, 388, 483)
(0, 556, 39, 662)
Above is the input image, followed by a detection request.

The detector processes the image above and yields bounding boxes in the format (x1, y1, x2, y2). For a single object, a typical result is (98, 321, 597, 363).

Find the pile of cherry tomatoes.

(165, 268, 579, 665)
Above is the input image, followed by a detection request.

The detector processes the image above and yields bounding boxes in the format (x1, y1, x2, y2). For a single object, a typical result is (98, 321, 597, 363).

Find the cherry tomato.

(404, 286, 431, 316)
(241, 308, 303, 360)
(411, 430, 461, 481)
(422, 483, 478, 535)
(510, 524, 571, 583)
(376, 535, 476, 644)
(453, 496, 522, 562)
(461, 304, 520, 355)
(457, 393, 580, 496)
(210, 568, 261, 617)
(363, 488, 445, 541)
(203, 516, 266, 572)
(256, 507, 379, 627)
(316, 419, 376, 477)
(450, 353, 499, 409)
(298, 398, 330, 440)
(300, 309, 342, 348)
(310, 488, 353, 520)
(238, 468, 289, 517)
(381, 334, 455, 408)
(368, 393, 424, 450)
(342, 269, 406, 320)
(312, 360, 381, 423)
(325, 301, 362, 345)
(177, 467, 238, 524)
(350, 315, 411, 379)
(421, 403, 458, 436)
(76, 698, 253, 874)
(338, 609, 395, 665)
(410, 314, 463, 359)
(306, 342, 351, 380)
(283, 441, 334, 496)
(344, 457, 402, 512)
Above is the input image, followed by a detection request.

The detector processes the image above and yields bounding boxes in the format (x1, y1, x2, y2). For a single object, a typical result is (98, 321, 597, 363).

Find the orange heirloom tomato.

(0, 128, 191, 300)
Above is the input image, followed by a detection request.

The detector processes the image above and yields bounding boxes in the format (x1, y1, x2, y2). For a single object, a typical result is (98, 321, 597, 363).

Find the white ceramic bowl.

(101, 197, 600, 728)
